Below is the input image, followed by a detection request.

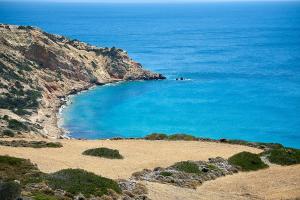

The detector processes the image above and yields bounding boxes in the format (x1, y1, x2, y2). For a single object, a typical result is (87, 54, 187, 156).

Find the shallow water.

(1, 2, 300, 147)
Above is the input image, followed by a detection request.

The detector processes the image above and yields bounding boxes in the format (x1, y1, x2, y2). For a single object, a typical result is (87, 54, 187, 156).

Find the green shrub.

(173, 161, 201, 174)
(160, 171, 173, 177)
(2, 129, 15, 137)
(7, 119, 28, 131)
(145, 133, 168, 140)
(83, 147, 123, 159)
(168, 134, 197, 141)
(206, 164, 218, 170)
(32, 192, 58, 200)
(263, 148, 300, 165)
(0, 140, 62, 148)
(0, 181, 21, 200)
(0, 155, 43, 184)
(47, 169, 121, 197)
(0, 155, 24, 166)
(45, 142, 63, 148)
(228, 152, 268, 171)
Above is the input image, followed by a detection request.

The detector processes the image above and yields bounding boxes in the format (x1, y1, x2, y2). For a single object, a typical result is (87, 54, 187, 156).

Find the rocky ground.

(0, 24, 165, 139)
(132, 157, 238, 189)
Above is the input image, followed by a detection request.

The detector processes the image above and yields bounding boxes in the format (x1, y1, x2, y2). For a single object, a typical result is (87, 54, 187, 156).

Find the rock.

(74, 193, 85, 200)
(202, 167, 209, 173)
(131, 157, 238, 189)
(118, 180, 149, 199)
(219, 138, 228, 142)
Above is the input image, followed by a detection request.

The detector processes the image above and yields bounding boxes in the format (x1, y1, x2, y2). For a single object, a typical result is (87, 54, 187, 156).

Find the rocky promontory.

(0, 24, 165, 138)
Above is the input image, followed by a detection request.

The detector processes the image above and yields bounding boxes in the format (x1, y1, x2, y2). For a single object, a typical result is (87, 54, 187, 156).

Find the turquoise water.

(1, 2, 300, 148)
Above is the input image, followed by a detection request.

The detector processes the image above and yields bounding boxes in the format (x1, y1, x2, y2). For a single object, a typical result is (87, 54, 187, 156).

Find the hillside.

(0, 24, 165, 138)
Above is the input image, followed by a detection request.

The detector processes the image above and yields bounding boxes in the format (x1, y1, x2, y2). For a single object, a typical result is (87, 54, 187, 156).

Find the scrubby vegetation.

(7, 119, 29, 131)
(0, 181, 21, 200)
(83, 147, 123, 159)
(173, 161, 201, 174)
(0, 60, 42, 116)
(145, 133, 168, 140)
(0, 140, 62, 148)
(0, 155, 43, 184)
(160, 171, 173, 177)
(168, 134, 197, 141)
(47, 169, 121, 197)
(31, 192, 57, 200)
(0, 88, 42, 116)
(0, 155, 122, 199)
(145, 133, 197, 141)
(262, 147, 300, 165)
(2, 129, 15, 137)
(228, 151, 268, 171)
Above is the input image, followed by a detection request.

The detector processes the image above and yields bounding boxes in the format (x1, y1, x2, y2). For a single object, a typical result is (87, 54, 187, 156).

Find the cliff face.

(0, 24, 165, 138)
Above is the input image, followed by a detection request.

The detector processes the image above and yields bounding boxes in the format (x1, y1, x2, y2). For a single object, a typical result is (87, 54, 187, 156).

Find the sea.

(1, 1, 300, 148)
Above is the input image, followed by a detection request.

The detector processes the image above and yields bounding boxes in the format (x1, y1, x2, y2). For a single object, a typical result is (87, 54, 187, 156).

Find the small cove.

(2, 2, 299, 148)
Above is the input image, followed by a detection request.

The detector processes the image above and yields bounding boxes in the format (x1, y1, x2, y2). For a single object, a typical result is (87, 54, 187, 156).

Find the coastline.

(55, 79, 154, 139)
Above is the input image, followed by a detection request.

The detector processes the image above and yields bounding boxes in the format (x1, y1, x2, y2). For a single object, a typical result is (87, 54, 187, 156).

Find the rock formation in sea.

(0, 24, 165, 138)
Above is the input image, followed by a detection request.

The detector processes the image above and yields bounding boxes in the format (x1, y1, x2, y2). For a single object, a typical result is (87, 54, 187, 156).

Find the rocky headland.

(0, 24, 165, 138)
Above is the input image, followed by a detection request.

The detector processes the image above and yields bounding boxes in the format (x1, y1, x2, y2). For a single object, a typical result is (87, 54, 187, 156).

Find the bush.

(0, 155, 43, 184)
(0, 181, 21, 200)
(0, 155, 24, 166)
(160, 171, 173, 177)
(0, 140, 62, 148)
(145, 133, 198, 141)
(83, 147, 123, 159)
(2, 129, 15, 137)
(173, 161, 201, 174)
(228, 152, 268, 171)
(262, 148, 300, 165)
(32, 192, 58, 200)
(168, 134, 197, 141)
(47, 169, 121, 197)
(7, 119, 29, 131)
(145, 133, 168, 140)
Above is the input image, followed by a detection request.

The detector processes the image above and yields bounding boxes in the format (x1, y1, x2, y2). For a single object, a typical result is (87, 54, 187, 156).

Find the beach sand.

(1, 139, 299, 199)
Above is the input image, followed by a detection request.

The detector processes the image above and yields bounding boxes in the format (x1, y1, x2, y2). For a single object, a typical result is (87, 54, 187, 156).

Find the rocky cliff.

(0, 24, 165, 138)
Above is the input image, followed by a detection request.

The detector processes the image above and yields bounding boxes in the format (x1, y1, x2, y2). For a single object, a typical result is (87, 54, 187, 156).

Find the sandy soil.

(146, 164, 300, 200)
(0, 139, 261, 179)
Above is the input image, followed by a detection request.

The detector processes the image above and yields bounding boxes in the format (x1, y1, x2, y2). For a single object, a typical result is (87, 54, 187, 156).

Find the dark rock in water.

(176, 77, 185, 81)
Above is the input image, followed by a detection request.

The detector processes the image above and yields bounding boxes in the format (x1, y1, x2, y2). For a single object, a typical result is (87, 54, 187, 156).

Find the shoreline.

(54, 79, 157, 139)
(54, 80, 122, 139)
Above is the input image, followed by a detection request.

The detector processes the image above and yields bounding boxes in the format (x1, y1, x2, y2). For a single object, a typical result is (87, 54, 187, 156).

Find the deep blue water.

(1, 2, 300, 148)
